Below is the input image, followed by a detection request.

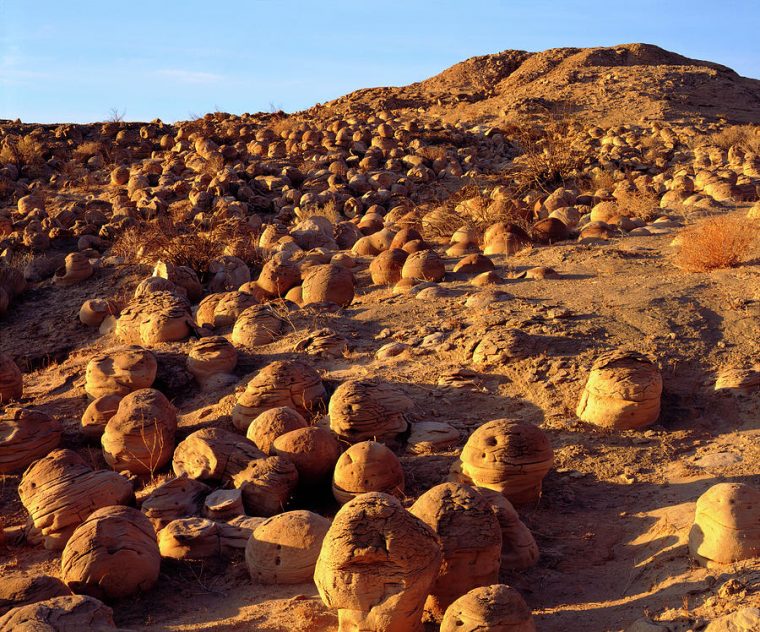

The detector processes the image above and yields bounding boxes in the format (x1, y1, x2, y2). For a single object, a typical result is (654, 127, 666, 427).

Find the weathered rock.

(0, 408, 61, 474)
(245, 510, 331, 584)
(61, 505, 160, 600)
(140, 475, 211, 531)
(0, 595, 115, 631)
(410, 483, 502, 621)
(689, 483, 760, 566)
(440, 584, 536, 632)
(315, 492, 442, 632)
(101, 388, 177, 475)
(85, 346, 157, 399)
(576, 350, 662, 430)
(0, 353, 22, 404)
(333, 441, 404, 505)
(452, 419, 553, 506)
(328, 379, 413, 444)
(19, 449, 133, 549)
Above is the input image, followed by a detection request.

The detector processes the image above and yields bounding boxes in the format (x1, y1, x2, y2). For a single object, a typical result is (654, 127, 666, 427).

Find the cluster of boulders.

(1, 110, 758, 631)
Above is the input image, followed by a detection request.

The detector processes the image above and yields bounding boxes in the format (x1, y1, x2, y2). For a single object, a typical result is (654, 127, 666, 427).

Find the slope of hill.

(319, 43, 760, 125)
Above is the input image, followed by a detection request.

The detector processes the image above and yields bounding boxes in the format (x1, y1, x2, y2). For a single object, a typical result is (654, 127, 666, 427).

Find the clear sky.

(1, 0, 758, 124)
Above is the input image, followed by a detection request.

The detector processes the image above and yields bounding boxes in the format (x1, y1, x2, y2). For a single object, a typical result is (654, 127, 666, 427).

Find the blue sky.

(1, 0, 758, 123)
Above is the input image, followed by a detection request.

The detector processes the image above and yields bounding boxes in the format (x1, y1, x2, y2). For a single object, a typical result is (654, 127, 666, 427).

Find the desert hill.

(319, 43, 760, 125)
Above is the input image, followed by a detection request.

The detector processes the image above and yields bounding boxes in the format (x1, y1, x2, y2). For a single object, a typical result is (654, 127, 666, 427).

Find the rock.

(231, 360, 326, 431)
(332, 441, 404, 504)
(157, 517, 244, 560)
(19, 449, 134, 549)
(53, 252, 93, 286)
(410, 483, 502, 620)
(704, 608, 760, 632)
(231, 454, 299, 517)
(472, 329, 535, 366)
(246, 406, 308, 454)
(328, 379, 413, 444)
(0, 353, 22, 404)
(79, 299, 119, 327)
(453, 254, 495, 274)
(0, 408, 62, 474)
(406, 421, 459, 454)
(186, 336, 237, 386)
(203, 488, 244, 520)
(402, 250, 445, 282)
(140, 475, 211, 531)
(689, 483, 760, 566)
(85, 346, 157, 399)
(61, 505, 160, 600)
(115, 290, 193, 346)
(232, 304, 284, 347)
(476, 488, 539, 570)
(245, 510, 331, 584)
(0, 595, 115, 631)
(370, 249, 407, 285)
(301, 263, 355, 307)
(452, 419, 553, 506)
(315, 492, 442, 632)
(293, 328, 349, 358)
(272, 426, 340, 484)
(173, 428, 264, 482)
(0, 574, 71, 617)
(440, 584, 535, 632)
(576, 350, 662, 430)
(101, 388, 177, 475)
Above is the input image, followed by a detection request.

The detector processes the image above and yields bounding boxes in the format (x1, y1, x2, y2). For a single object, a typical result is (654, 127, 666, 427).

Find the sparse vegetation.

(614, 188, 661, 222)
(674, 216, 756, 272)
(0, 135, 45, 167)
(709, 124, 760, 153)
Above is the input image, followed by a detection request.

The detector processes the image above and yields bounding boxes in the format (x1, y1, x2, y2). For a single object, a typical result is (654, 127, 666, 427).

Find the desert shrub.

(111, 220, 262, 278)
(709, 125, 760, 153)
(509, 114, 586, 193)
(73, 141, 106, 162)
(298, 198, 343, 223)
(615, 188, 661, 222)
(0, 135, 45, 167)
(674, 216, 756, 272)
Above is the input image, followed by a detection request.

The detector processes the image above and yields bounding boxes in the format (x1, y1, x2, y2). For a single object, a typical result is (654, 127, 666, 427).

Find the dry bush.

(615, 188, 661, 222)
(73, 141, 106, 162)
(709, 125, 760, 153)
(111, 220, 262, 279)
(0, 135, 45, 167)
(298, 198, 343, 224)
(269, 115, 296, 138)
(674, 216, 756, 272)
(509, 114, 586, 193)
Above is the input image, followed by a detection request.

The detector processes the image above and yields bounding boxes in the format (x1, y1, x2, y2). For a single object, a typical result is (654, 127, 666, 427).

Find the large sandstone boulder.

(315, 492, 442, 632)
(101, 388, 177, 475)
(61, 505, 160, 600)
(576, 350, 662, 430)
(0, 353, 23, 404)
(451, 419, 553, 506)
(231, 360, 326, 431)
(85, 346, 157, 399)
(0, 408, 62, 474)
(689, 483, 760, 566)
(440, 584, 536, 632)
(245, 510, 330, 584)
(410, 483, 502, 621)
(328, 379, 413, 444)
(0, 595, 115, 631)
(19, 449, 133, 549)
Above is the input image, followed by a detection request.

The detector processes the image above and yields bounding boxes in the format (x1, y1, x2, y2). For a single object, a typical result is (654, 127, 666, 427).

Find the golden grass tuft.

(615, 188, 661, 222)
(709, 125, 760, 153)
(674, 215, 756, 272)
(0, 135, 45, 167)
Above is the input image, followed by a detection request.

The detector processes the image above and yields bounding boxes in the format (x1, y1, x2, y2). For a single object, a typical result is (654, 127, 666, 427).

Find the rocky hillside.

(319, 43, 760, 125)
